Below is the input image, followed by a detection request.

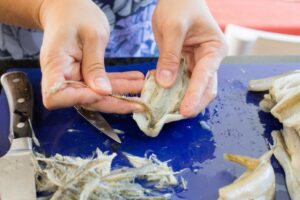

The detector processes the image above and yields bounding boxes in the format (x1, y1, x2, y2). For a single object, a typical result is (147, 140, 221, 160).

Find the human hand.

(39, 0, 145, 113)
(152, 0, 227, 117)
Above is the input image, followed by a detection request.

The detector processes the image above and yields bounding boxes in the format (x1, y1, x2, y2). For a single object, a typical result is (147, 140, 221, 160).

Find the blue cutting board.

(1, 61, 299, 200)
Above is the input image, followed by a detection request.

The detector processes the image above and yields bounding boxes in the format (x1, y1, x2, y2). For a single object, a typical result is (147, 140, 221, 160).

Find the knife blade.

(74, 105, 121, 143)
(0, 72, 36, 200)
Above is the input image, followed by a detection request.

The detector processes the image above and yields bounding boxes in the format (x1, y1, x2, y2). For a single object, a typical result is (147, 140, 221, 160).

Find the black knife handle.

(1, 72, 33, 139)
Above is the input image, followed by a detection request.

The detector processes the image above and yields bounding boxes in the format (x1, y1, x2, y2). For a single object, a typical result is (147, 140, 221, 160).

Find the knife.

(0, 72, 36, 200)
(74, 105, 121, 143)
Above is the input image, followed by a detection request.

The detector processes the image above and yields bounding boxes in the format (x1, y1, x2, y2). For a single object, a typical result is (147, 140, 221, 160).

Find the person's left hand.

(152, 0, 227, 117)
(38, 0, 145, 114)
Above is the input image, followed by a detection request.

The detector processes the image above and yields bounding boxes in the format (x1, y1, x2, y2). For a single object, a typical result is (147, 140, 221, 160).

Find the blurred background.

(207, 0, 300, 56)
(1, 0, 300, 59)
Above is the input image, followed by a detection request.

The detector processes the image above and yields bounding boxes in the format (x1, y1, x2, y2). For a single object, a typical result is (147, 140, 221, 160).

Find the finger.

(41, 63, 102, 109)
(63, 62, 82, 81)
(152, 14, 162, 50)
(156, 21, 187, 88)
(180, 73, 217, 117)
(81, 30, 112, 95)
(82, 96, 144, 114)
(180, 54, 220, 117)
(44, 87, 102, 109)
(110, 78, 144, 94)
(197, 73, 217, 112)
(108, 71, 144, 80)
(182, 51, 195, 72)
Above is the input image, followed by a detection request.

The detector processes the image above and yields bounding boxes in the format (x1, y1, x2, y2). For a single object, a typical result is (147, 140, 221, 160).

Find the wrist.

(0, 0, 45, 29)
(32, 0, 45, 30)
(38, 0, 56, 30)
(38, 0, 71, 30)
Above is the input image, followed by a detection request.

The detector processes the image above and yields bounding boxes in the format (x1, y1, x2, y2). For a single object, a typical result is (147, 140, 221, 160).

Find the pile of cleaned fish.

(34, 149, 184, 200)
(133, 59, 190, 137)
(247, 71, 300, 199)
(218, 71, 300, 200)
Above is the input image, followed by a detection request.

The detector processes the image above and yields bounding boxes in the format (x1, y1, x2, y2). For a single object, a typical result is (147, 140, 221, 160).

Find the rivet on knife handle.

(1, 72, 33, 139)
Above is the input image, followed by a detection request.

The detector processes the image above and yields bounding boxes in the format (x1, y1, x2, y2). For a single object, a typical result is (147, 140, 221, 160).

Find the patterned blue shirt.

(0, 0, 158, 59)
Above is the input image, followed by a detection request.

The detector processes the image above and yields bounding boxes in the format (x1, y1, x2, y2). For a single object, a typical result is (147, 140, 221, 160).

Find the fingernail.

(94, 77, 112, 93)
(158, 69, 173, 86)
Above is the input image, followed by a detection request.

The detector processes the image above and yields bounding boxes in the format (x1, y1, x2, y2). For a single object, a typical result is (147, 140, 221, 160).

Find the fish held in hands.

(133, 59, 190, 137)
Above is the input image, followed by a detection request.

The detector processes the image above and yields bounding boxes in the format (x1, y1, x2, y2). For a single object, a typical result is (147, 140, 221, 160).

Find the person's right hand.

(39, 0, 145, 113)
(152, 0, 227, 118)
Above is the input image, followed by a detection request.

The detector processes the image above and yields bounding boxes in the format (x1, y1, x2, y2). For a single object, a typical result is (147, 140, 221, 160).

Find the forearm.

(0, 0, 44, 29)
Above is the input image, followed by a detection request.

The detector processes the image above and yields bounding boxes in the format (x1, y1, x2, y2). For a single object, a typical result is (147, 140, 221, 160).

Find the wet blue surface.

(1, 62, 299, 199)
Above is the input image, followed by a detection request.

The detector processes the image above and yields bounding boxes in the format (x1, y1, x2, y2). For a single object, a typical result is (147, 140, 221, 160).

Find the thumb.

(156, 24, 186, 88)
(82, 32, 112, 95)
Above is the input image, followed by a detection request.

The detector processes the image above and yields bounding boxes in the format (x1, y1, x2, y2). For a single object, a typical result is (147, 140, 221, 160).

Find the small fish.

(218, 151, 275, 200)
(133, 59, 190, 137)
(272, 129, 300, 200)
(249, 71, 300, 132)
